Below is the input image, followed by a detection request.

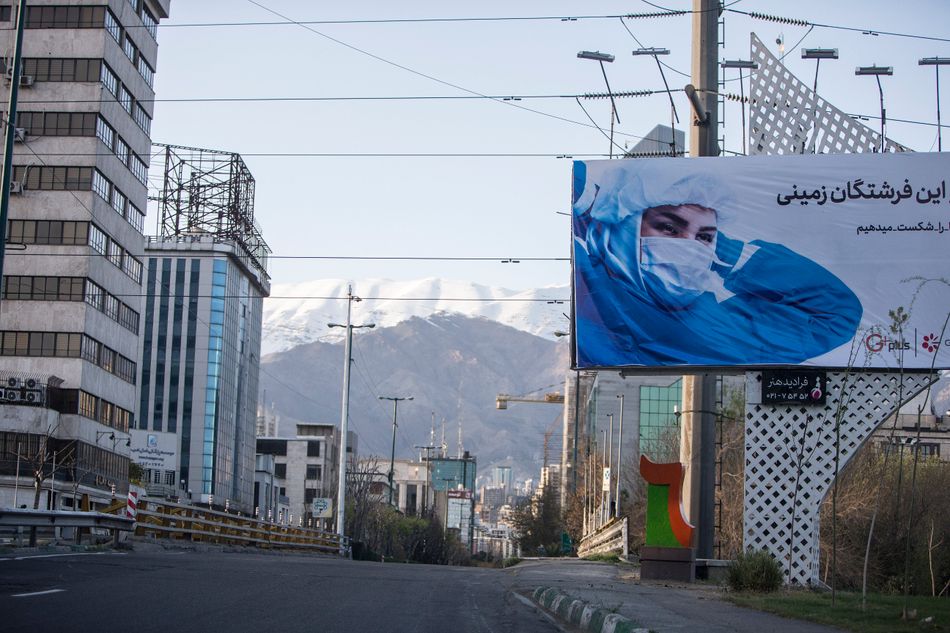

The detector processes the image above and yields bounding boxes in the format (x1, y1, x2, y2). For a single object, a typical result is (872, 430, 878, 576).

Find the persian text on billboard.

(571, 153, 950, 370)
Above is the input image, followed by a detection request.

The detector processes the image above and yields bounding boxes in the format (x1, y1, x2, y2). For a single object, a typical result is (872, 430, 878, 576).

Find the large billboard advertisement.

(571, 153, 950, 370)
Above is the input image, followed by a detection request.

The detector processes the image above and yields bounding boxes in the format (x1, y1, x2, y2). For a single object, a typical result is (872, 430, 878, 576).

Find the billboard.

(571, 153, 950, 370)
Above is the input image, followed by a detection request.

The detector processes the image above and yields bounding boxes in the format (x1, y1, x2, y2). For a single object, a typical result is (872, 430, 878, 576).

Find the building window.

(274, 463, 287, 478)
(307, 441, 321, 457)
(306, 465, 321, 480)
(132, 102, 151, 135)
(13, 165, 93, 191)
(84, 279, 105, 310)
(122, 35, 137, 65)
(2, 276, 83, 302)
(141, 7, 157, 39)
(115, 137, 130, 165)
(0, 331, 81, 358)
(118, 85, 133, 114)
(104, 8, 121, 42)
(128, 203, 145, 233)
(6, 219, 89, 246)
(95, 116, 115, 148)
(13, 57, 101, 82)
(100, 62, 118, 96)
(16, 111, 97, 136)
(88, 223, 107, 254)
(25, 5, 107, 29)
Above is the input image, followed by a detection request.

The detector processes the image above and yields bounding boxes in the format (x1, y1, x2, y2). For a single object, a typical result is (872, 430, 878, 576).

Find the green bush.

(501, 557, 522, 568)
(726, 550, 784, 592)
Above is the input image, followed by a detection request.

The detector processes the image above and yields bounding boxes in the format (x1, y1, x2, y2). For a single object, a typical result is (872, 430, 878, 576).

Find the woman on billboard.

(572, 160, 863, 367)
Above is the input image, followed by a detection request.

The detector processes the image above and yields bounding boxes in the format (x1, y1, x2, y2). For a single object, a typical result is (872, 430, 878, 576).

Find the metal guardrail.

(577, 517, 628, 559)
(0, 508, 134, 531)
(134, 497, 347, 555)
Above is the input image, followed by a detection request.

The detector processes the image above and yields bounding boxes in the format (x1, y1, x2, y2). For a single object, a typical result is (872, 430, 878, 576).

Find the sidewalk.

(507, 559, 846, 633)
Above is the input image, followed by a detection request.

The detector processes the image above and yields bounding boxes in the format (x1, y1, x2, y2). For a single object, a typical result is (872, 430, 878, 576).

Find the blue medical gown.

(573, 235, 864, 367)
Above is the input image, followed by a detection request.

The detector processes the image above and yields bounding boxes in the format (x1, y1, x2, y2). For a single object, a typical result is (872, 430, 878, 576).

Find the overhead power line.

(18, 89, 666, 106)
(726, 8, 950, 43)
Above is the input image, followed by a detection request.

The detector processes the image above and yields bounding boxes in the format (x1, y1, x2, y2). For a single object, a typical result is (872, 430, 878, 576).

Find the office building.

(0, 0, 171, 509)
(256, 424, 356, 529)
(132, 145, 269, 513)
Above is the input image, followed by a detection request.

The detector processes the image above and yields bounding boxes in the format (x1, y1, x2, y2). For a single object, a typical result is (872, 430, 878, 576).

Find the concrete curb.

(531, 587, 649, 633)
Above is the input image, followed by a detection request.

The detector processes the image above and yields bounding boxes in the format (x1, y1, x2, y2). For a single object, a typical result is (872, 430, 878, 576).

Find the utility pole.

(380, 395, 413, 507)
(0, 0, 28, 292)
(615, 394, 625, 517)
(683, 0, 720, 561)
(329, 285, 375, 540)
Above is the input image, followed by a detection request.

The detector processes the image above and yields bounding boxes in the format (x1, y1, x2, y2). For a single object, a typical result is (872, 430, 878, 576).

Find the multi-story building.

(387, 458, 430, 515)
(0, 0, 171, 510)
(132, 145, 270, 513)
(256, 424, 356, 529)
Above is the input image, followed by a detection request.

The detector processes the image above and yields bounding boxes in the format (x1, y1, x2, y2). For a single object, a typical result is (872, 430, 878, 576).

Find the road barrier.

(134, 497, 347, 555)
(577, 517, 628, 559)
(0, 507, 135, 547)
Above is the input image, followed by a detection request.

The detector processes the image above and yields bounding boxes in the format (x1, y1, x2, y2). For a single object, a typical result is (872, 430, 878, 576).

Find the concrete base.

(695, 558, 730, 582)
(640, 546, 696, 583)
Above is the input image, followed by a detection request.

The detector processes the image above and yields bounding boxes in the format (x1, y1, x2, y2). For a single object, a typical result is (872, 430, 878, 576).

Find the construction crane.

(495, 391, 564, 410)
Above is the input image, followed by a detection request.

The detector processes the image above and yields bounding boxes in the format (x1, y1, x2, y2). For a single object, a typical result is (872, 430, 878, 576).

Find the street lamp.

(721, 60, 759, 155)
(615, 394, 625, 518)
(802, 48, 838, 93)
(607, 413, 614, 518)
(919, 57, 950, 152)
(380, 395, 413, 506)
(577, 50, 620, 158)
(328, 284, 376, 541)
(855, 65, 893, 152)
(632, 47, 680, 156)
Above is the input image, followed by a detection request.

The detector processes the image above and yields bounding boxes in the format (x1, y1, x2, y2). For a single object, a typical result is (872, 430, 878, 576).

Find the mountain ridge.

(262, 277, 570, 355)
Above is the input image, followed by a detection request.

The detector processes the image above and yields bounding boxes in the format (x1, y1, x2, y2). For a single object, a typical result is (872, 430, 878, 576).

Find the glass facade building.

(135, 240, 268, 512)
(638, 379, 682, 462)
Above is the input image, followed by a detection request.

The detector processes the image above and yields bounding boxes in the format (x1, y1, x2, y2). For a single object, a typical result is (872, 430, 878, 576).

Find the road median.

(531, 586, 649, 633)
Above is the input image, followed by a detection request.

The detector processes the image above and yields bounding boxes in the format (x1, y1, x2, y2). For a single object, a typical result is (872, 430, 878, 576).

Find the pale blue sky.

(147, 1, 950, 293)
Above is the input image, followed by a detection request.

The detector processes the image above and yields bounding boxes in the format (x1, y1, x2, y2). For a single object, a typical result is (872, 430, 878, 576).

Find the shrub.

(727, 549, 784, 592)
(501, 557, 522, 568)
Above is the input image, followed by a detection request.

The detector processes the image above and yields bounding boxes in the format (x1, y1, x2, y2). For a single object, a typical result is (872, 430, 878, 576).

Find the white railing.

(577, 516, 628, 559)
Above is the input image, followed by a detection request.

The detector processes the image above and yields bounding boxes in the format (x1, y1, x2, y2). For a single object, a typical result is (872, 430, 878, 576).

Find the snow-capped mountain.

(262, 278, 570, 355)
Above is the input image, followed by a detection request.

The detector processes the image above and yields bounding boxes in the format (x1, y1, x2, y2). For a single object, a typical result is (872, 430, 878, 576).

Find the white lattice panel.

(748, 33, 910, 155)
(743, 371, 934, 585)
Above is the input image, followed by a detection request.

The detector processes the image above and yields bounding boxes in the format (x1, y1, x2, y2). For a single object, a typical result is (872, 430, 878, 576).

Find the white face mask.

(639, 236, 716, 309)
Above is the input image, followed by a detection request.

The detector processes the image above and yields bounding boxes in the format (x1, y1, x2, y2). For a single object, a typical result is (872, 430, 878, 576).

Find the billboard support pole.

(684, 0, 720, 562)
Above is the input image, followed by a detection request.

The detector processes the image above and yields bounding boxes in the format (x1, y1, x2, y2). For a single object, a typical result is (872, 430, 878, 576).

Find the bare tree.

(14, 425, 73, 546)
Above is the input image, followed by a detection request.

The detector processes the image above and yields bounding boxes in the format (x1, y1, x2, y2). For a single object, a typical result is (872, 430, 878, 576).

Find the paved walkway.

(507, 558, 846, 633)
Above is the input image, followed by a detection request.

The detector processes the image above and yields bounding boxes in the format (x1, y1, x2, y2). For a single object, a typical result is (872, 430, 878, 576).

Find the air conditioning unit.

(9, 181, 23, 194)
(3, 389, 19, 402)
(5, 376, 21, 389)
(4, 70, 34, 87)
(25, 378, 37, 389)
(13, 127, 27, 143)
(23, 389, 41, 403)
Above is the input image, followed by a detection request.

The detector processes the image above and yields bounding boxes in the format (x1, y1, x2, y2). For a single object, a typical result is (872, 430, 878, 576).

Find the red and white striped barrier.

(126, 491, 137, 520)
